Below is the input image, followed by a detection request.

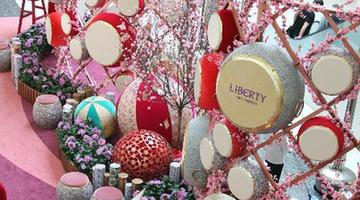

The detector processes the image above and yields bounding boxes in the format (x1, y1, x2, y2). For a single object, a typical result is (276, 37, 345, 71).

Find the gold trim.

(216, 54, 284, 133)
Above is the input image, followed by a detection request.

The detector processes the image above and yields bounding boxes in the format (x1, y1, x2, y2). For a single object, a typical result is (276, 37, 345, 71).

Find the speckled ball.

(0, 48, 11, 72)
(56, 172, 93, 200)
(74, 96, 116, 138)
(112, 129, 173, 181)
(33, 95, 63, 129)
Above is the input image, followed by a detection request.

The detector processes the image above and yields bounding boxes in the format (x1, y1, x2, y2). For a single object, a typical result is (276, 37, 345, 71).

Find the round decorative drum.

(74, 96, 116, 138)
(200, 134, 227, 171)
(56, 172, 93, 200)
(227, 159, 269, 200)
(114, 70, 134, 92)
(116, 78, 192, 147)
(297, 116, 344, 161)
(33, 94, 63, 129)
(204, 193, 236, 200)
(309, 47, 359, 96)
(61, 11, 78, 36)
(0, 40, 11, 72)
(70, 37, 89, 61)
(91, 186, 123, 200)
(194, 53, 223, 110)
(85, 12, 136, 67)
(85, 0, 107, 8)
(117, 0, 145, 17)
(45, 12, 68, 47)
(216, 42, 304, 133)
(181, 115, 210, 188)
(208, 9, 238, 53)
(213, 118, 247, 158)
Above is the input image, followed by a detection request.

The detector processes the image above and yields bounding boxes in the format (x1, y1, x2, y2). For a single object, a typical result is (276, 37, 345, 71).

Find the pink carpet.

(0, 16, 33, 41)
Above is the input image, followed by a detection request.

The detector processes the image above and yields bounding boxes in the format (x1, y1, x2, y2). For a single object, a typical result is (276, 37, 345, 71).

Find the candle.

(104, 172, 111, 186)
(118, 172, 129, 193)
(92, 164, 106, 190)
(169, 162, 181, 183)
(131, 178, 144, 192)
(109, 163, 121, 187)
(124, 182, 133, 200)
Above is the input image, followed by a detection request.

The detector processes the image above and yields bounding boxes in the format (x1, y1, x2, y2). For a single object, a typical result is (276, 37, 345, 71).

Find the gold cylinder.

(117, 172, 129, 193)
(131, 178, 144, 192)
(104, 172, 111, 186)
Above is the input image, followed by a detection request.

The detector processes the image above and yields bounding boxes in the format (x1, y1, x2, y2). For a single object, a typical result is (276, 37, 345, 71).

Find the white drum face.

(299, 126, 339, 161)
(213, 123, 233, 157)
(208, 13, 222, 50)
(117, 0, 140, 16)
(45, 17, 53, 45)
(228, 166, 255, 200)
(85, 0, 101, 7)
(311, 55, 354, 95)
(61, 13, 72, 35)
(200, 137, 215, 170)
(70, 38, 84, 60)
(85, 21, 123, 66)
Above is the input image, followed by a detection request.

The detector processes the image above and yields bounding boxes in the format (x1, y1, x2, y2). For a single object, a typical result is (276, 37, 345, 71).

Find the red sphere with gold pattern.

(112, 129, 173, 180)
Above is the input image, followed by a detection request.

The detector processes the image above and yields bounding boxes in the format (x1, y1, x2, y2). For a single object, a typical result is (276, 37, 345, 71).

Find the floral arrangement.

(56, 117, 113, 174)
(134, 176, 195, 200)
(19, 23, 84, 104)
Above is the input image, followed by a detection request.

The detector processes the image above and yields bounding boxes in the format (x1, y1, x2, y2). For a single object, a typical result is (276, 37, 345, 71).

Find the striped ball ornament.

(74, 96, 116, 138)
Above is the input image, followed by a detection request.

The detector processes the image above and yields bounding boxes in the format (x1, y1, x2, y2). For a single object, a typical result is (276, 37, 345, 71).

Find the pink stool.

(91, 186, 123, 200)
(56, 172, 93, 200)
(33, 94, 62, 129)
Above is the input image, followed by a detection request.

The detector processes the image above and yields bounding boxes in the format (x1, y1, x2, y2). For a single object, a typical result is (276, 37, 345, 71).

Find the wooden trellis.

(223, 0, 360, 198)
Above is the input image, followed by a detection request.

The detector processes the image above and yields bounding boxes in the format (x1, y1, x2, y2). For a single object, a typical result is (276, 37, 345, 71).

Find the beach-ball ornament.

(112, 129, 173, 180)
(74, 96, 116, 138)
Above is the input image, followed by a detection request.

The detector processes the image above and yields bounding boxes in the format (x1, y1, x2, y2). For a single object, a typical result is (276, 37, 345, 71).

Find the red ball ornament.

(112, 129, 173, 180)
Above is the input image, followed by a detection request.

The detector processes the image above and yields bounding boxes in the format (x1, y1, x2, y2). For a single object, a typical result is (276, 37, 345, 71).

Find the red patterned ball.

(112, 130, 173, 180)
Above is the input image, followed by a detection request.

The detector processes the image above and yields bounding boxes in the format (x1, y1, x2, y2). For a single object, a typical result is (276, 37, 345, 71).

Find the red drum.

(208, 9, 238, 53)
(117, 0, 145, 17)
(61, 11, 78, 36)
(45, 12, 68, 47)
(70, 37, 89, 61)
(213, 118, 247, 158)
(85, 12, 136, 67)
(200, 134, 227, 171)
(194, 53, 222, 110)
(297, 116, 344, 161)
(114, 70, 134, 92)
(85, 0, 107, 8)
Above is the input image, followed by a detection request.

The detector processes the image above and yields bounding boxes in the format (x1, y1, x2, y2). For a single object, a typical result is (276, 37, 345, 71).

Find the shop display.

(297, 116, 344, 161)
(199, 134, 227, 171)
(208, 9, 238, 52)
(309, 47, 359, 96)
(181, 115, 210, 188)
(56, 172, 93, 200)
(116, 78, 191, 147)
(117, 0, 145, 17)
(85, 12, 136, 67)
(70, 37, 90, 61)
(194, 53, 222, 110)
(112, 129, 173, 180)
(213, 118, 247, 158)
(90, 186, 123, 200)
(45, 12, 68, 47)
(33, 94, 63, 129)
(216, 42, 305, 133)
(74, 96, 116, 138)
(227, 159, 269, 200)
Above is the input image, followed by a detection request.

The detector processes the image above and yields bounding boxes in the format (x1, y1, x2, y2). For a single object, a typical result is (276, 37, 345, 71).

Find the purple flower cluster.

(57, 117, 113, 174)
